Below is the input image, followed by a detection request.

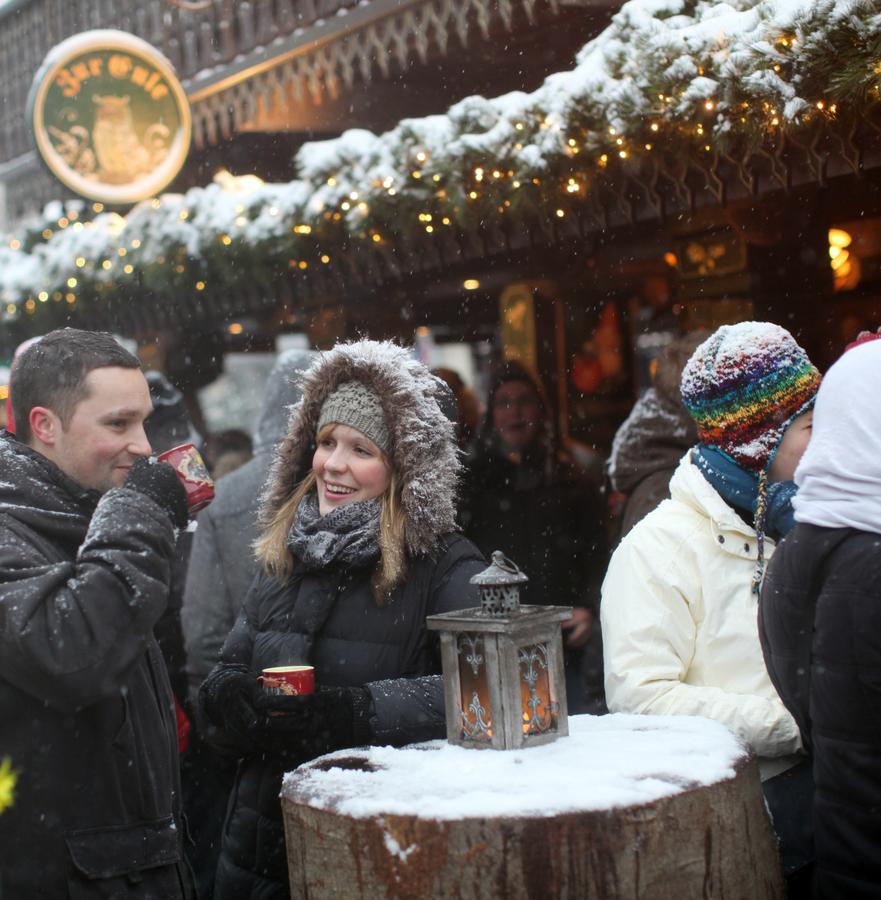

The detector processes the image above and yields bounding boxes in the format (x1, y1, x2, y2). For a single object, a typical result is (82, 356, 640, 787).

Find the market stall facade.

(0, 0, 880, 451)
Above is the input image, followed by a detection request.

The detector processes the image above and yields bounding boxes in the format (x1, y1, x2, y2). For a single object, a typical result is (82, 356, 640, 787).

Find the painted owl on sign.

(91, 94, 169, 184)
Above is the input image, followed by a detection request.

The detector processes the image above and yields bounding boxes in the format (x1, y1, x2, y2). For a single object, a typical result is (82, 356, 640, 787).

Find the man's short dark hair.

(10, 328, 141, 444)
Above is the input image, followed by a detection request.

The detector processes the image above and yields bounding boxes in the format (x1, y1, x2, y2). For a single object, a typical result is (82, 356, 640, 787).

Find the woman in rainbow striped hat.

(601, 321, 821, 887)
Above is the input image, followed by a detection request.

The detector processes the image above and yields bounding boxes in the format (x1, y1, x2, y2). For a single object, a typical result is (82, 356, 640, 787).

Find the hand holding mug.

(156, 443, 215, 514)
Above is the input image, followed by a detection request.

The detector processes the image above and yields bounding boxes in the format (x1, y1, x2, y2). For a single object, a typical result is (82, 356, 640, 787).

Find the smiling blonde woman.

(199, 339, 485, 900)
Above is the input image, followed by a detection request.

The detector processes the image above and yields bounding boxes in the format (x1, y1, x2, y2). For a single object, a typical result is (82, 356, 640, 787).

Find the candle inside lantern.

(518, 642, 557, 735)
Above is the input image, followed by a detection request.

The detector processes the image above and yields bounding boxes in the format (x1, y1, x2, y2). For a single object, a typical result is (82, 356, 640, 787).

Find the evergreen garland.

(1, 0, 879, 333)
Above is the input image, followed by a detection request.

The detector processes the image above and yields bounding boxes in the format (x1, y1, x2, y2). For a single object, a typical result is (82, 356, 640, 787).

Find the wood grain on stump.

(281, 716, 783, 900)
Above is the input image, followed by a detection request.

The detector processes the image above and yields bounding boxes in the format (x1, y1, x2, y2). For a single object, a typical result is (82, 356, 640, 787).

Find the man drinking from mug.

(0, 328, 195, 898)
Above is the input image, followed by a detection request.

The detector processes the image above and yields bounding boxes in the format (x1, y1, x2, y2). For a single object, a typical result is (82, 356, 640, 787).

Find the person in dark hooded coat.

(198, 340, 485, 899)
(180, 349, 312, 899)
(760, 337, 881, 899)
(459, 361, 608, 711)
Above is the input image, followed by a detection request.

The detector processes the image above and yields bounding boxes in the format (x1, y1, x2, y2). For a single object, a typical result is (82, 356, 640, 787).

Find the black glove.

(124, 457, 189, 530)
(253, 686, 373, 759)
(198, 663, 264, 754)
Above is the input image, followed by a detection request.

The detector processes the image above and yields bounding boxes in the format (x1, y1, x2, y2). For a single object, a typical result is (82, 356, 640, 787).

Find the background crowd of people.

(0, 321, 878, 899)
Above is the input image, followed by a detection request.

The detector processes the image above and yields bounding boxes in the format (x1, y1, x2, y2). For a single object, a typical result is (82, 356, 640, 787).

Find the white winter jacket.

(601, 452, 801, 772)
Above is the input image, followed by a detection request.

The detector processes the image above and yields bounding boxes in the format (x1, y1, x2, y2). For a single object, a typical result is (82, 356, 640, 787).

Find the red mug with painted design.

(157, 443, 214, 513)
(260, 665, 315, 696)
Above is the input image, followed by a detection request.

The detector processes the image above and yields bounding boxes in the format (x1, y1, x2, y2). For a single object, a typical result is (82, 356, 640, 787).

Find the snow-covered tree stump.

(281, 715, 783, 899)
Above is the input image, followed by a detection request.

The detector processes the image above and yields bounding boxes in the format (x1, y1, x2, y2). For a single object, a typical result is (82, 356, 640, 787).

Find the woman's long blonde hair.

(253, 424, 407, 602)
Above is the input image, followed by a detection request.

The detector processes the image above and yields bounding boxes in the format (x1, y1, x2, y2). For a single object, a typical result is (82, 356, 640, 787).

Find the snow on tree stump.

(281, 714, 783, 900)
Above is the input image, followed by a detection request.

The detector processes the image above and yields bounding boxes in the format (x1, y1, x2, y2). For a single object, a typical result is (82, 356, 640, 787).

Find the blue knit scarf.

(692, 445, 798, 540)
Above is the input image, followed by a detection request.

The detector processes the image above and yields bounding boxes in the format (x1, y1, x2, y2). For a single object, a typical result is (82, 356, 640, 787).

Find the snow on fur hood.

(259, 340, 460, 556)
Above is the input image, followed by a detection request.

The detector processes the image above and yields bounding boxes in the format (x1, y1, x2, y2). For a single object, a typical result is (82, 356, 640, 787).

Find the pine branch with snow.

(1, 0, 879, 329)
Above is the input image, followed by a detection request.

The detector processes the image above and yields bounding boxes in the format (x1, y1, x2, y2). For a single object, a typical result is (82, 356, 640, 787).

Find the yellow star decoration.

(0, 757, 18, 814)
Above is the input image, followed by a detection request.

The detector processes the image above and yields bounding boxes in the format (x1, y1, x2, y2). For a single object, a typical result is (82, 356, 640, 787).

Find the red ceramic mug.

(260, 665, 315, 697)
(157, 443, 215, 514)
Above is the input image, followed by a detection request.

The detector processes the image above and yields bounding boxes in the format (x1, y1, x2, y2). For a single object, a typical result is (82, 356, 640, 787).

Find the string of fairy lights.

(3, 11, 880, 327)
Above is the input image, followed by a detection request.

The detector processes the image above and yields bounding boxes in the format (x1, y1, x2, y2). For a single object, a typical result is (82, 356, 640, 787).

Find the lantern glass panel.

(457, 633, 492, 743)
(519, 642, 557, 736)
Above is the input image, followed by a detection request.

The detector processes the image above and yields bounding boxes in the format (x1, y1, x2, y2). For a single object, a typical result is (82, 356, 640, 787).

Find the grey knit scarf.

(287, 492, 380, 571)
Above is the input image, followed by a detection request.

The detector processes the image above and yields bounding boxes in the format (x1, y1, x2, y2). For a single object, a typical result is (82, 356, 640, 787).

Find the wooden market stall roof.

(1, 0, 879, 338)
(0, 0, 608, 223)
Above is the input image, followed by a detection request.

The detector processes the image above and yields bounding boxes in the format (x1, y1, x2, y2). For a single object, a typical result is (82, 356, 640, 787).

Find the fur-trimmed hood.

(259, 340, 460, 556)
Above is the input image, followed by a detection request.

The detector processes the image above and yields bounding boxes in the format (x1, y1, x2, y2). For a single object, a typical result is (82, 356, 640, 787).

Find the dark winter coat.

(210, 535, 484, 898)
(759, 522, 881, 898)
(202, 341, 485, 900)
(460, 444, 607, 611)
(0, 433, 190, 899)
(182, 349, 313, 703)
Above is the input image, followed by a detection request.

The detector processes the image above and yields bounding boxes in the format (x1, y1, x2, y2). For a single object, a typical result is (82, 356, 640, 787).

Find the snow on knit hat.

(680, 321, 820, 473)
(317, 380, 390, 454)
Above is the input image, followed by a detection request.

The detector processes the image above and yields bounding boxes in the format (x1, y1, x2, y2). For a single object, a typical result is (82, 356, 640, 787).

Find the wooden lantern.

(426, 551, 571, 750)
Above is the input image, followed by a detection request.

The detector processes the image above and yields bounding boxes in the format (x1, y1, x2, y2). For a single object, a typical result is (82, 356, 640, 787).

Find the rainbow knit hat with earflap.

(680, 321, 821, 474)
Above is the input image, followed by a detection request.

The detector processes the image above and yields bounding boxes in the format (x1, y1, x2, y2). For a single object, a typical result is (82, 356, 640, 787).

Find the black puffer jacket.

(759, 522, 881, 899)
(0, 434, 189, 899)
(209, 535, 483, 897)
(200, 341, 486, 900)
